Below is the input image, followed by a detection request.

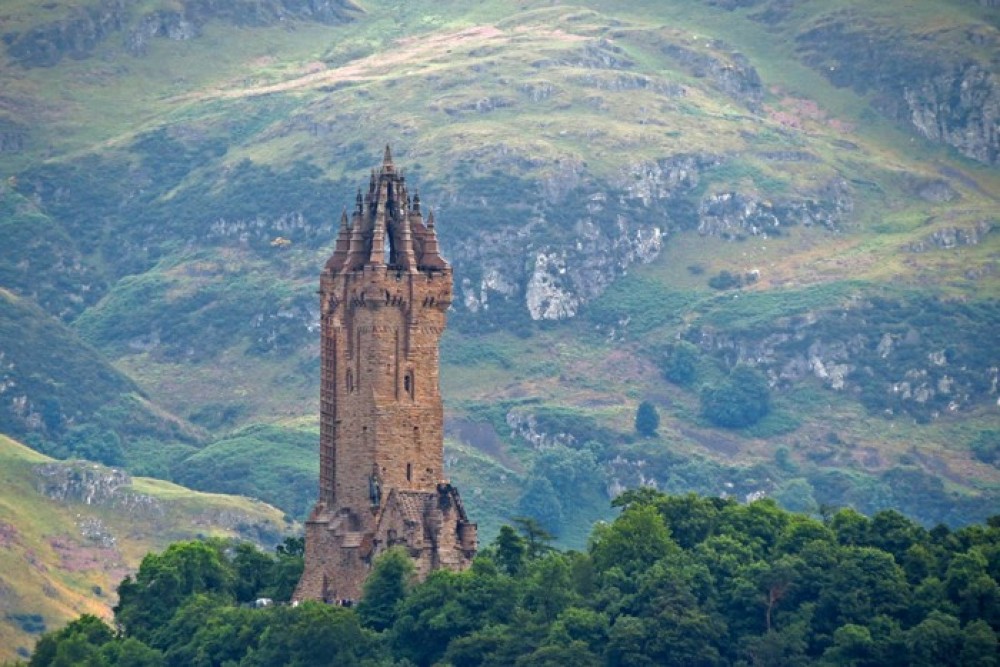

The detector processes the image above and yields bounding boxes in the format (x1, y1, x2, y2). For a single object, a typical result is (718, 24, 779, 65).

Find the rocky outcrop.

(4, 0, 362, 67)
(904, 63, 999, 166)
(614, 153, 723, 208)
(206, 212, 323, 246)
(606, 456, 659, 499)
(505, 410, 577, 450)
(905, 176, 959, 204)
(537, 39, 635, 70)
(907, 220, 994, 253)
(461, 269, 517, 314)
(33, 459, 285, 542)
(34, 461, 163, 515)
(697, 179, 852, 239)
(520, 214, 663, 321)
(3, 0, 128, 67)
(449, 152, 717, 321)
(455, 208, 664, 322)
(518, 81, 557, 102)
(525, 251, 581, 321)
(449, 150, 862, 322)
(698, 192, 780, 238)
(796, 18, 1000, 165)
(685, 297, 1000, 419)
(125, 10, 199, 56)
(436, 96, 516, 116)
(660, 41, 763, 110)
(571, 72, 685, 97)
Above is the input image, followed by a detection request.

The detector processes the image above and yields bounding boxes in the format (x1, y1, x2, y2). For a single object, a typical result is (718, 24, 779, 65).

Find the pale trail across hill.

(172, 25, 585, 104)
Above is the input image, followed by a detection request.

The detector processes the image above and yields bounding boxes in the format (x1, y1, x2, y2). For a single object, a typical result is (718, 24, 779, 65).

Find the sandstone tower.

(294, 147, 477, 603)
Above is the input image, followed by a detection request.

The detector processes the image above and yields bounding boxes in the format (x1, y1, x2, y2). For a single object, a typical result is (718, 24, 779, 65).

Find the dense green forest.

(22, 492, 1000, 666)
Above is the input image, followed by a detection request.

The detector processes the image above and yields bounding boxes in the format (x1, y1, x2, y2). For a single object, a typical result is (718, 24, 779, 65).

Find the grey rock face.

(796, 19, 1000, 165)
(4, 0, 128, 67)
(448, 153, 726, 322)
(4, 0, 361, 67)
(697, 179, 852, 239)
(34, 460, 163, 515)
(126, 11, 200, 56)
(904, 63, 1000, 166)
(660, 42, 763, 110)
(686, 298, 999, 418)
(907, 220, 994, 253)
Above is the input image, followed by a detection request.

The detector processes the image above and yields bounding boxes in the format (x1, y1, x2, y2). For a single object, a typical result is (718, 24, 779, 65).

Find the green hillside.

(0, 434, 295, 662)
(0, 0, 997, 549)
(0, 284, 202, 463)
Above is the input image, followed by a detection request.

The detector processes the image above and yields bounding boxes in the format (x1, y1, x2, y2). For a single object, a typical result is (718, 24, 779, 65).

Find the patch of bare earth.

(0, 521, 18, 547)
(185, 26, 505, 102)
(183, 24, 586, 103)
(48, 536, 126, 577)
(680, 426, 741, 457)
(446, 418, 523, 472)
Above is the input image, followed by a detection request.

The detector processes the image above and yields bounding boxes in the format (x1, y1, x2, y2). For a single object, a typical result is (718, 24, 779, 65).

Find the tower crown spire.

(328, 147, 448, 274)
(382, 144, 394, 172)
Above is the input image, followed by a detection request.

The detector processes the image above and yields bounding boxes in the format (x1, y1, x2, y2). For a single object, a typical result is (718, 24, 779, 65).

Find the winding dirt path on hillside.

(172, 26, 504, 103)
(173, 25, 581, 104)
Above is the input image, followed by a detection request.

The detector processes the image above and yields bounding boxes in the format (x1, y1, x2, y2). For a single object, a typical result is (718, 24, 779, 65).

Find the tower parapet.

(295, 147, 476, 603)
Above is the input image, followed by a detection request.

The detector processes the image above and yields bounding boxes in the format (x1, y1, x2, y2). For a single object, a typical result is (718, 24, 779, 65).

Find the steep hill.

(0, 0, 997, 546)
(0, 434, 294, 662)
(0, 283, 203, 465)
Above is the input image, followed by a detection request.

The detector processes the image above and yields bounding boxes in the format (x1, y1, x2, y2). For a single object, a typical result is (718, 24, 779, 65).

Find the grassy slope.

(0, 0, 996, 539)
(0, 434, 294, 662)
(0, 284, 201, 452)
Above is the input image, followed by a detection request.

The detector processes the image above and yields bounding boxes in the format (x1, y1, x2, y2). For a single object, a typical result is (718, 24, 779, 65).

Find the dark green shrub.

(971, 430, 1000, 467)
(661, 341, 699, 386)
(708, 270, 743, 290)
(700, 365, 770, 428)
(635, 401, 660, 436)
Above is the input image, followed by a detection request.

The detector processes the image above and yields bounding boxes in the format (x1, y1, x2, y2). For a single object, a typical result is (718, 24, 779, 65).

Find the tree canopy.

(635, 400, 660, 436)
(700, 365, 771, 428)
(24, 494, 1000, 667)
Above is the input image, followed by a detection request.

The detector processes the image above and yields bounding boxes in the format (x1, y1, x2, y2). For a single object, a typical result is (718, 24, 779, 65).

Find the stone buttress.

(294, 146, 477, 603)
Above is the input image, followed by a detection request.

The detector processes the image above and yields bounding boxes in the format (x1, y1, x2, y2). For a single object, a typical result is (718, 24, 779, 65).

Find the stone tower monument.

(294, 146, 477, 603)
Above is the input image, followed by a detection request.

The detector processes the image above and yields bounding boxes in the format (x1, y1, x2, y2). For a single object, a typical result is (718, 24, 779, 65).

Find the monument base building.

(294, 147, 476, 603)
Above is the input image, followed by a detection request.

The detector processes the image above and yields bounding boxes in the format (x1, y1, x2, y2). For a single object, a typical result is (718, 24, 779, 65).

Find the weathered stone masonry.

(295, 147, 476, 603)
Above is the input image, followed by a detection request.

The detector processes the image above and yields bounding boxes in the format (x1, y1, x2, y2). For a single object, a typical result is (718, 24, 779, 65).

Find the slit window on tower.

(406, 463, 412, 482)
(404, 371, 414, 398)
(346, 370, 354, 393)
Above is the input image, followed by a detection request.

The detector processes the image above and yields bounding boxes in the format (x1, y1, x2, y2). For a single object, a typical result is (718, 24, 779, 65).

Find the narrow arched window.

(346, 370, 354, 393)
(406, 463, 412, 482)
(404, 371, 414, 399)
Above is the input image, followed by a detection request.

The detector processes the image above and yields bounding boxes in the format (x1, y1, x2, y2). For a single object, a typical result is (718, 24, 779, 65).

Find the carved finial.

(326, 207, 353, 272)
(427, 209, 435, 229)
(413, 191, 421, 212)
(356, 188, 363, 213)
(383, 143, 393, 167)
(369, 169, 376, 191)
